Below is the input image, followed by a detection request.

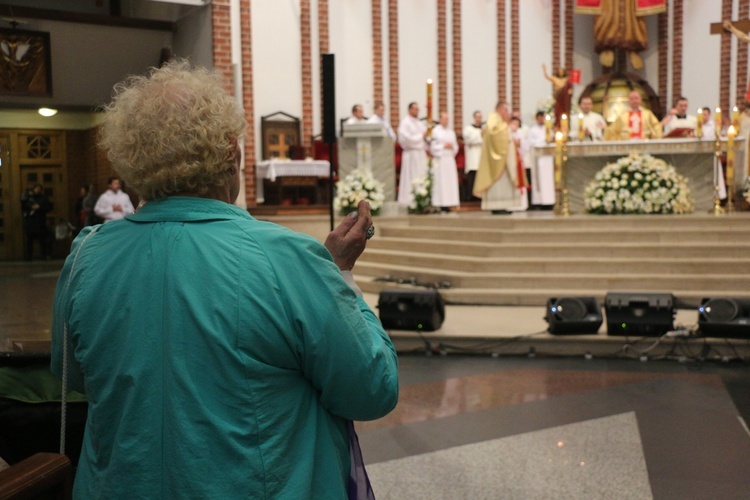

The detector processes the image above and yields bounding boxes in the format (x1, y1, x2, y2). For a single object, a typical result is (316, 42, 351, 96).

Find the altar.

(532, 138, 747, 212)
(255, 159, 330, 204)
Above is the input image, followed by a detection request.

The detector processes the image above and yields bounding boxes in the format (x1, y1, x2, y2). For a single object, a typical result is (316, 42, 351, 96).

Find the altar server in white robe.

(700, 107, 716, 141)
(429, 112, 460, 209)
(661, 96, 697, 136)
(344, 104, 366, 125)
(473, 102, 528, 213)
(574, 96, 607, 141)
(367, 102, 396, 140)
(526, 111, 556, 207)
(462, 111, 484, 200)
(397, 102, 428, 206)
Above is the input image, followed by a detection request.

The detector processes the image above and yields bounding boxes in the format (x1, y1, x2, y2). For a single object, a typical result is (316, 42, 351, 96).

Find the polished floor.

(2, 261, 750, 498)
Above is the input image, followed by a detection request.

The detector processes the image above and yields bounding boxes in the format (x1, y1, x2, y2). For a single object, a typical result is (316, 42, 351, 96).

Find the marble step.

(353, 261, 750, 291)
(404, 213, 750, 231)
(379, 225, 750, 244)
(357, 279, 750, 307)
(366, 237, 750, 259)
(360, 249, 750, 274)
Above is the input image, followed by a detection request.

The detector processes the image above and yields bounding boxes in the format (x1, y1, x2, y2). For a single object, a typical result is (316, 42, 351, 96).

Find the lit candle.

(732, 106, 740, 130)
(578, 113, 585, 141)
(426, 79, 433, 124)
(554, 131, 563, 188)
(696, 108, 703, 139)
(715, 107, 722, 136)
(727, 125, 736, 186)
(545, 114, 552, 142)
(561, 113, 569, 136)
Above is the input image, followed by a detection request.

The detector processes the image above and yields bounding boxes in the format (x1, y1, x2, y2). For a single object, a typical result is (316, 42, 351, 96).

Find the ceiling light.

(38, 107, 58, 117)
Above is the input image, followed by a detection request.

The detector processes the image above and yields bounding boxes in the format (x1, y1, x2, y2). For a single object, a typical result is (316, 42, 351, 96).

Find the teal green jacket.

(51, 197, 398, 499)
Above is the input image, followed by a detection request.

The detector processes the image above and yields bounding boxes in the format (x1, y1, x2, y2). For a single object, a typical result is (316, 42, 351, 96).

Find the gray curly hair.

(98, 59, 247, 200)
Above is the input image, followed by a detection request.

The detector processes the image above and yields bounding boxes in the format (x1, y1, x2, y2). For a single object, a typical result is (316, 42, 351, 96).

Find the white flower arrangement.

(584, 152, 694, 215)
(333, 168, 385, 215)
(409, 175, 432, 214)
(537, 97, 556, 115)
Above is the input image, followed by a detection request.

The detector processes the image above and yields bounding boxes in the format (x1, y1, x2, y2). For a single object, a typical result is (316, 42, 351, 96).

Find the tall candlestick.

(727, 125, 736, 187)
(715, 107, 722, 136)
(561, 113, 569, 136)
(426, 79, 433, 124)
(696, 108, 703, 139)
(545, 114, 552, 142)
(732, 106, 740, 130)
(578, 113, 584, 141)
(554, 131, 563, 188)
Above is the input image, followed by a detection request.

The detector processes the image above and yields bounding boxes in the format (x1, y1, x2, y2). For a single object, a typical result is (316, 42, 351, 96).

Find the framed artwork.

(0, 28, 52, 97)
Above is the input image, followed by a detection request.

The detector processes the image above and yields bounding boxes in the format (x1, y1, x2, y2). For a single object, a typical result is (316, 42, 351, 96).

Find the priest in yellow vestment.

(606, 90, 662, 140)
(472, 101, 527, 212)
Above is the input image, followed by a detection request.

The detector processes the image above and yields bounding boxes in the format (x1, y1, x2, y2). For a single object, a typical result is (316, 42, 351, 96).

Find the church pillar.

(497, 0, 507, 103)
(371, 0, 383, 106)
(451, 0, 463, 134)
(738, 0, 750, 106)
(388, 0, 400, 130)
(672, 0, 684, 105)
(300, 0, 313, 155)
(511, 0, 520, 113)
(551, 0, 560, 73)
(722, 0, 733, 113)
(658, 9, 668, 115)
(437, 0, 448, 117)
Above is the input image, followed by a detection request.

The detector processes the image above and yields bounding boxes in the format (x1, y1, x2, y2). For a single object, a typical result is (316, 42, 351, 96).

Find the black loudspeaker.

(378, 289, 445, 332)
(698, 297, 750, 339)
(605, 292, 675, 336)
(545, 297, 603, 335)
(322, 53, 336, 144)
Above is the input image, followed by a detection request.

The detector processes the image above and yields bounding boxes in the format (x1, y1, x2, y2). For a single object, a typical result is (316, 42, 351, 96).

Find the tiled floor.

(2, 261, 750, 498)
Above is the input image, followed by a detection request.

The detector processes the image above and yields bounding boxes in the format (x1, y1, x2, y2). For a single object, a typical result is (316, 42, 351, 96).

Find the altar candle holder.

(709, 135, 725, 215)
(545, 114, 552, 143)
(696, 108, 703, 140)
(726, 125, 737, 213)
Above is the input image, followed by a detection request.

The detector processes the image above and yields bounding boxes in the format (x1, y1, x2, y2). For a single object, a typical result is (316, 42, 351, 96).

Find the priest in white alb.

(429, 112, 460, 210)
(661, 96, 696, 137)
(462, 111, 484, 200)
(472, 101, 528, 213)
(525, 111, 555, 208)
(574, 96, 607, 141)
(397, 102, 428, 206)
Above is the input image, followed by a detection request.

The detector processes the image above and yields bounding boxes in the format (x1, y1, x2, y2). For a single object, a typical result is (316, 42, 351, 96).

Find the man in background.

(462, 110, 484, 201)
(94, 177, 134, 223)
(367, 102, 396, 140)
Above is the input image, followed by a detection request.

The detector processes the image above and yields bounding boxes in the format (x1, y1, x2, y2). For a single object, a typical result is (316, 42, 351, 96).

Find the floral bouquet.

(584, 152, 694, 215)
(537, 97, 556, 115)
(333, 168, 385, 215)
(409, 174, 432, 214)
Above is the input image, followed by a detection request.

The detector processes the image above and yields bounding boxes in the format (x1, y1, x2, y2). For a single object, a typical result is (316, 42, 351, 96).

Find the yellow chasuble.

(605, 107, 662, 140)
(472, 112, 511, 197)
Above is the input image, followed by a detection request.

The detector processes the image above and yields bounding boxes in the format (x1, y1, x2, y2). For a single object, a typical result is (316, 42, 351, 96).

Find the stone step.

(366, 237, 750, 259)
(380, 226, 750, 244)
(360, 249, 750, 274)
(404, 213, 750, 230)
(354, 261, 750, 291)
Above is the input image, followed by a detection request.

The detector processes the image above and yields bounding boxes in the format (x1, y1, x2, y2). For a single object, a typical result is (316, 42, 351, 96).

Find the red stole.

(628, 110, 643, 139)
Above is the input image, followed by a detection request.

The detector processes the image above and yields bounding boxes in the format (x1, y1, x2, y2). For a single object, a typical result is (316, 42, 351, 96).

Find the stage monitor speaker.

(545, 296, 603, 335)
(378, 289, 445, 332)
(605, 292, 675, 336)
(698, 297, 750, 339)
(321, 53, 336, 144)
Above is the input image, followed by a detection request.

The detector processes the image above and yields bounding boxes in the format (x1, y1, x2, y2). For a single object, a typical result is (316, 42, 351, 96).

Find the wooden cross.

(710, 19, 750, 35)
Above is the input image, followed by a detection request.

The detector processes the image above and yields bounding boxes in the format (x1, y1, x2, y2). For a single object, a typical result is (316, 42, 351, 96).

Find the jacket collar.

(126, 196, 252, 222)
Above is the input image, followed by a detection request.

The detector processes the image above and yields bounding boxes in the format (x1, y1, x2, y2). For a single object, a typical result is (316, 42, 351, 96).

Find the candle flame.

(427, 79, 433, 84)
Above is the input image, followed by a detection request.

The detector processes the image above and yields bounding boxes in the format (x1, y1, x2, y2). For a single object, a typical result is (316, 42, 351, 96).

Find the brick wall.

(739, 0, 750, 106)
(437, 0, 447, 118)
(372, 0, 383, 105)
(497, 0, 506, 102)
(564, 0, 573, 71)
(319, 0, 329, 133)
(671, 0, 683, 106)
(721, 0, 733, 114)
(389, 0, 400, 129)
(658, 10, 668, 115)
(240, 0, 255, 206)
(301, 0, 313, 154)
(511, 0, 520, 112)
(552, 0, 560, 71)
(452, 0, 462, 133)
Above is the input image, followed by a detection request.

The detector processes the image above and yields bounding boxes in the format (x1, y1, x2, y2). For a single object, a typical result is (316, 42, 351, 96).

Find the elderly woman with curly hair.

(50, 60, 398, 499)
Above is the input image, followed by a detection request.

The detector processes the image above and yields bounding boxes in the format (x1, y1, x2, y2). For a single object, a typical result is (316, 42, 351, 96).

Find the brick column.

(738, 0, 750, 106)
(564, 0, 574, 71)
(497, 0, 506, 102)
(551, 0, 560, 71)
(300, 0, 313, 153)
(452, 0, 462, 134)
(389, 0, 400, 130)
(671, 0, 683, 105)
(437, 0, 447, 117)
(240, 0, 255, 206)
(372, 0, 383, 105)
(211, 1, 233, 94)
(319, 0, 329, 133)
(658, 10, 668, 115)
(511, 0, 520, 112)
(721, 0, 733, 114)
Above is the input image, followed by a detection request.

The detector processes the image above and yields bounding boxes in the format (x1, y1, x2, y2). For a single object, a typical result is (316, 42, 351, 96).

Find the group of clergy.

(357, 90, 728, 213)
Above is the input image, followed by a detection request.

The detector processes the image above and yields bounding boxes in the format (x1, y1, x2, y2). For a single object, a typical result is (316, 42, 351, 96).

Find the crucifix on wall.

(711, 18, 750, 102)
